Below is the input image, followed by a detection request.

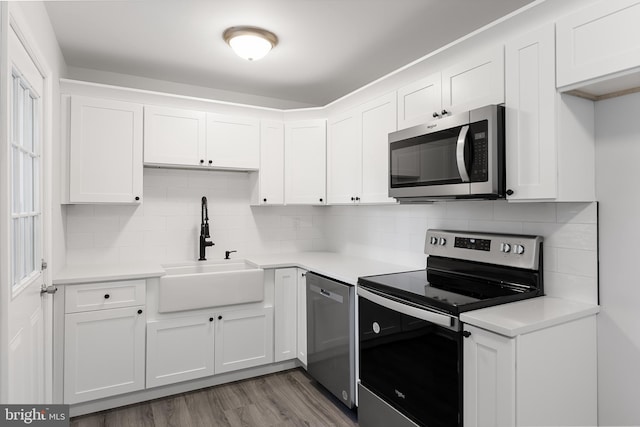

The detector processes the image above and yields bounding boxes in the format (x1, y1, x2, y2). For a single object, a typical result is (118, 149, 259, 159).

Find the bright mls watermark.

(1, 405, 69, 426)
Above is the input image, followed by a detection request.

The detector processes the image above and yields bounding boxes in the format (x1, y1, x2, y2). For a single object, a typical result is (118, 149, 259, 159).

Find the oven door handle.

(358, 288, 454, 328)
(456, 125, 470, 182)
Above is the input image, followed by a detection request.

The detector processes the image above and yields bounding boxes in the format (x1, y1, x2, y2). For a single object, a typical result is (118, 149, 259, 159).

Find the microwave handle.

(456, 125, 470, 182)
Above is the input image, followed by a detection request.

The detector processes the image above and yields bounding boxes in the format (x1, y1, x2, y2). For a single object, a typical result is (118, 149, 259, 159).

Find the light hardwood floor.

(71, 369, 359, 427)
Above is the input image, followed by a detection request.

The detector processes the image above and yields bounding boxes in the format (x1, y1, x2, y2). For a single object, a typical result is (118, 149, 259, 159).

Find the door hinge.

(41, 259, 48, 270)
(40, 284, 57, 295)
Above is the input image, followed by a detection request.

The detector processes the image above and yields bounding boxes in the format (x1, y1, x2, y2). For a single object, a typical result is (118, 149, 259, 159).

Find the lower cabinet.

(296, 270, 307, 366)
(274, 268, 308, 366)
(463, 316, 597, 427)
(64, 306, 146, 404)
(146, 315, 215, 388)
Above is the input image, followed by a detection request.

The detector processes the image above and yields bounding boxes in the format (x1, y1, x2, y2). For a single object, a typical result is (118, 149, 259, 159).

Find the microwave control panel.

(469, 120, 488, 182)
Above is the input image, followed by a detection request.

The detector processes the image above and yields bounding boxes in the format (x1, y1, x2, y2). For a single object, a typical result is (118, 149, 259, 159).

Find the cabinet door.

(360, 92, 397, 204)
(206, 113, 260, 169)
(505, 24, 557, 200)
(215, 307, 274, 374)
(284, 119, 327, 205)
(463, 325, 515, 427)
(258, 120, 285, 205)
(69, 96, 142, 204)
(556, 0, 640, 89)
(274, 268, 298, 362)
(297, 269, 307, 366)
(397, 72, 442, 129)
(144, 105, 206, 166)
(442, 46, 504, 115)
(146, 315, 215, 388)
(327, 110, 361, 204)
(64, 306, 145, 404)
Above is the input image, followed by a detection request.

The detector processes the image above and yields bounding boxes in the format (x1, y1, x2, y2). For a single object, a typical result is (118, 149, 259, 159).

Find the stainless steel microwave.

(389, 105, 505, 202)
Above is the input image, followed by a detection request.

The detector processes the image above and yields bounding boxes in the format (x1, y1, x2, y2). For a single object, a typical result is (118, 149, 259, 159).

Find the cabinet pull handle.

(104, 294, 110, 299)
(355, 197, 360, 201)
(433, 112, 440, 118)
(200, 159, 205, 164)
(135, 196, 140, 201)
(462, 330, 471, 338)
(506, 189, 514, 196)
(441, 109, 449, 116)
(209, 317, 214, 322)
(137, 309, 143, 315)
(218, 315, 223, 320)
(301, 273, 306, 277)
(208, 160, 213, 165)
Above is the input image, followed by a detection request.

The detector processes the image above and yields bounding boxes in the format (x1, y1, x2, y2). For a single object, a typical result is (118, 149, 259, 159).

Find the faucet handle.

(224, 250, 237, 260)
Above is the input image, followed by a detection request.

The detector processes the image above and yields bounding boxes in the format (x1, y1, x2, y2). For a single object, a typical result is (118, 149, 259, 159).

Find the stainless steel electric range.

(357, 229, 543, 427)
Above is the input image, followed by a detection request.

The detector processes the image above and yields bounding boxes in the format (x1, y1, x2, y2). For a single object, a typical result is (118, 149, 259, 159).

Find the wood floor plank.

(71, 369, 358, 427)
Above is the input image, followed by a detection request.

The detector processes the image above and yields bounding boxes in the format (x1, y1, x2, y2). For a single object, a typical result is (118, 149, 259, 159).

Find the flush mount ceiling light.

(223, 26, 278, 61)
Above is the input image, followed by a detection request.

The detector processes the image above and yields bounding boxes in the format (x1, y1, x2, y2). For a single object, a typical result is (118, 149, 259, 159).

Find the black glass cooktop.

(358, 257, 542, 315)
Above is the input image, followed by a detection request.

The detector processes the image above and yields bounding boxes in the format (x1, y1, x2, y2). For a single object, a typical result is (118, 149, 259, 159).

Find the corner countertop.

(460, 296, 600, 337)
(245, 252, 421, 285)
(53, 252, 420, 286)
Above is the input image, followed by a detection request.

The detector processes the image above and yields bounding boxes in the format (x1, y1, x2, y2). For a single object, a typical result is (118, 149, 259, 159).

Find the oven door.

(358, 287, 462, 427)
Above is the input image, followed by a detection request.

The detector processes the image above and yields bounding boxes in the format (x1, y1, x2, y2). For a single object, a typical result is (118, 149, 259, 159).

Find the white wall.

(595, 91, 640, 426)
(65, 168, 327, 265)
(324, 201, 599, 304)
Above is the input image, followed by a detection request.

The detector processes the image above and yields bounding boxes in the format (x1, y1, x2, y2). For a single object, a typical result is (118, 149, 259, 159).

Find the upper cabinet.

(68, 95, 143, 204)
(556, 0, 640, 98)
(397, 46, 504, 130)
(144, 105, 206, 166)
(284, 119, 327, 205)
(206, 113, 260, 169)
(251, 120, 285, 206)
(144, 106, 259, 170)
(505, 24, 595, 201)
(327, 92, 397, 204)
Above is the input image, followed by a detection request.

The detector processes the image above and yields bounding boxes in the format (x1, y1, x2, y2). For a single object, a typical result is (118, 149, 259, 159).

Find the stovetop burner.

(358, 230, 544, 315)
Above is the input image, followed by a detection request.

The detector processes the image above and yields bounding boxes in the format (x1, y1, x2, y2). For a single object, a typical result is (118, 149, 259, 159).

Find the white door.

(3, 24, 51, 404)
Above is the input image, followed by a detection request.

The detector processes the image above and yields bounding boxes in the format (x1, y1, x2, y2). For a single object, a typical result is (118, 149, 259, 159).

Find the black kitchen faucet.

(199, 196, 214, 260)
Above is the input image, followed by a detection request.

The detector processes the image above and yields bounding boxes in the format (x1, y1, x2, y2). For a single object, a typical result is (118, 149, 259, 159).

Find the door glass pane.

(24, 91, 34, 152)
(12, 219, 20, 286)
(25, 216, 34, 276)
(23, 153, 33, 213)
(12, 148, 21, 214)
(33, 157, 40, 212)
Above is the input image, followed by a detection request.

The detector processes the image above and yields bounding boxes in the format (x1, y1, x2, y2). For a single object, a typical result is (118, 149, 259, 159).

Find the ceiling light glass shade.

(223, 26, 278, 61)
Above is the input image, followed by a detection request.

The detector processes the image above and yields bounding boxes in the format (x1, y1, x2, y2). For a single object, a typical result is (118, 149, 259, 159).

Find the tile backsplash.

(65, 169, 598, 304)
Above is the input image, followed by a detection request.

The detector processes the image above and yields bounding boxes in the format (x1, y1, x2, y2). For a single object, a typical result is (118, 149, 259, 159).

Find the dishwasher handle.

(309, 284, 344, 304)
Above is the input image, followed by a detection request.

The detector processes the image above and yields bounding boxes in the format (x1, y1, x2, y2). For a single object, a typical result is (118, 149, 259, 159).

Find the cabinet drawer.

(65, 280, 146, 313)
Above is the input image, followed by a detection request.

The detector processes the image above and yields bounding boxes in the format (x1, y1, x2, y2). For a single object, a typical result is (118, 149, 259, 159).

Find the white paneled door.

(2, 19, 52, 404)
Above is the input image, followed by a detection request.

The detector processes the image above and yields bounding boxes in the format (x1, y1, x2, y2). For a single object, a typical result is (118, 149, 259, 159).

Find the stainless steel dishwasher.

(306, 272, 356, 409)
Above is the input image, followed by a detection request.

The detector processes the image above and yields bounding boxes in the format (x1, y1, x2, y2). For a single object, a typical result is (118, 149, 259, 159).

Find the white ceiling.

(45, 0, 535, 108)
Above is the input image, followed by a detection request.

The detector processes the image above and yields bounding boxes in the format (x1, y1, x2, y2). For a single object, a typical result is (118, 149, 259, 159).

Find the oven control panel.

(425, 229, 542, 270)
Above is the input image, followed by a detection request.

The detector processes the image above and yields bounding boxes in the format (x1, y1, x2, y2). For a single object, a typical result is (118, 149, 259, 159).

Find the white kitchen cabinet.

(214, 306, 274, 374)
(284, 119, 327, 205)
(463, 316, 597, 427)
(64, 306, 145, 404)
(274, 268, 298, 362)
(250, 120, 285, 205)
(441, 46, 504, 115)
(505, 24, 595, 201)
(68, 95, 143, 204)
(297, 269, 308, 366)
(327, 92, 397, 205)
(143, 105, 206, 167)
(146, 315, 215, 388)
(397, 72, 442, 129)
(556, 0, 640, 94)
(327, 110, 361, 204)
(206, 113, 260, 169)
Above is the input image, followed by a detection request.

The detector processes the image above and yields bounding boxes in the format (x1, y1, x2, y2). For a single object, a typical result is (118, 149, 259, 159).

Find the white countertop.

(246, 252, 420, 285)
(460, 296, 600, 337)
(53, 263, 166, 285)
(53, 251, 419, 286)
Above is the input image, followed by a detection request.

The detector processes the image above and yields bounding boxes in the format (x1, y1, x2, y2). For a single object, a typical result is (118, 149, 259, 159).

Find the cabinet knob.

(137, 309, 143, 315)
(218, 315, 223, 320)
(441, 109, 449, 116)
(355, 197, 360, 201)
(104, 294, 110, 299)
(209, 317, 214, 322)
(351, 197, 355, 201)
(319, 198, 323, 203)
(301, 273, 306, 277)
(433, 112, 440, 118)
(208, 160, 213, 165)
(506, 189, 514, 196)
(263, 198, 267, 202)
(200, 159, 204, 164)
(135, 196, 140, 201)
(463, 330, 471, 338)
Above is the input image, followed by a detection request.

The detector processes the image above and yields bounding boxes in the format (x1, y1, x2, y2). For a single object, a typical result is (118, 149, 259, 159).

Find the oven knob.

(430, 236, 438, 245)
(438, 237, 447, 246)
(514, 244, 525, 255)
(372, 322, 381, 334)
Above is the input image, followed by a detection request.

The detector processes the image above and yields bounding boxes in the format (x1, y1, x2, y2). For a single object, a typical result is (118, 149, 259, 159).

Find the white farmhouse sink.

(158, 260, 264, 313)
